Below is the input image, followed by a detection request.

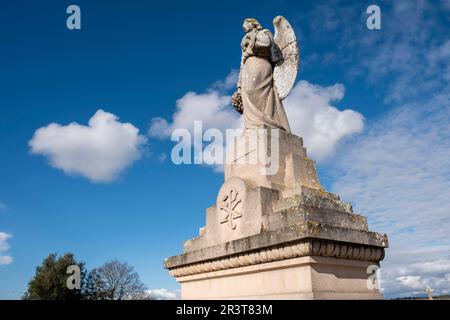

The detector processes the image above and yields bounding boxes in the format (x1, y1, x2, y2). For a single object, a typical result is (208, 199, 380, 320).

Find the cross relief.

(219, 187, 242, 230)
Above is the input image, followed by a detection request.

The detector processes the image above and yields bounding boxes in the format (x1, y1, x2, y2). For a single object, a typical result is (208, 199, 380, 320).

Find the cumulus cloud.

(149, 91, 241, 140)
(285, 81, 364, 160)
(331, 91, 450, 297)
(145, 288, 180, 300)
(29, 110, 147, 183)
(381, 256, 450, 297)
(0, 232, 13, 265)
(149, 71, 363, 162)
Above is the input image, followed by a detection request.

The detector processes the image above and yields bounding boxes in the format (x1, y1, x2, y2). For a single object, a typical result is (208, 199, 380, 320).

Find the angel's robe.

(238, 28, 291, 133)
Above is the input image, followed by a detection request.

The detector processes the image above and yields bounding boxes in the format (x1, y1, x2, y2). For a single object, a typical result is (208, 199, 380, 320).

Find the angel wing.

(272, 16, 299, 100)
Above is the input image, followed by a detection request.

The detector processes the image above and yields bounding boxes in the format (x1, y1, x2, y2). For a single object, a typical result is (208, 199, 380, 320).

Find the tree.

(23, 253, 86, 300)
(88, 260, 147, 300)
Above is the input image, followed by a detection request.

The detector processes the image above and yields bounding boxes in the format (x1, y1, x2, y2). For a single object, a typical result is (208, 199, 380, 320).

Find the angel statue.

(232, 16, 299, 133)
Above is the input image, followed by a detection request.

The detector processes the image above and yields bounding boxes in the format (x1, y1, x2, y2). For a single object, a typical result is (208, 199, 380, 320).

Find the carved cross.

(219, 187, 242, 229)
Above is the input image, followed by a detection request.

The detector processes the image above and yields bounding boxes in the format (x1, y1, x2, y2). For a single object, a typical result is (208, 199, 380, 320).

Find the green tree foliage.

(83, 268, 108, 300)
(23, 254, 148, 300)
(23, 253, 86, 300)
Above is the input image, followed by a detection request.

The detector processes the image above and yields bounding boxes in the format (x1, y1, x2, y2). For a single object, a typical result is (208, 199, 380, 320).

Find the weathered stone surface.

(164, 17, 387, 299)
(181, 177, 372, 254)
(273, 15, 299, 100)
(175, 257, 383, 300)
(266, 188, 368, 232)
(184, 186, 280, 253)
(235, 18, 292, 132)
(168, 242, 385, 278)
(225, 129, 321, 195)
(165, 221, 387, 269)
(165, 129, 388, 299)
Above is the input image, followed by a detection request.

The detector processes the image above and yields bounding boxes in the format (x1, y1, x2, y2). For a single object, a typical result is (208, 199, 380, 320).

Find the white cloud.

(396, 276, 423, 290)
(306, 1, 450, 104)
(148, 77, 242, 171)
(29, 110, 147, 183)
(303, 0, 450, 298)
(427, 40, 450, 81)
(331, 90, 450, 297)
(0, 232, 13, 266)
(381, 256, 450, 297)
(149, 91, 241, 140)
(149, 73, 363, 162)
(0, 203, 6, 212)
(0, 255, 13, 265)
(210, 69, 239, 91)
(0, 232, 11, 252)
(145, 288, 180, 300)
(284, 80, 364, 160)
(443, 0, 450, 10)
(332, 98, 450, 246)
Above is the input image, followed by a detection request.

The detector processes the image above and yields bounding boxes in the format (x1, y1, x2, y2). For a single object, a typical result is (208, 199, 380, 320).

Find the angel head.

(243, 18, 263, 33)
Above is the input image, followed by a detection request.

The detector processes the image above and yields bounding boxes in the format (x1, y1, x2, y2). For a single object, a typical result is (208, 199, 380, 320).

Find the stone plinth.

(175, 257, 382, 300)
(164, 130, 388, 299)
(224, 129, 321, 197)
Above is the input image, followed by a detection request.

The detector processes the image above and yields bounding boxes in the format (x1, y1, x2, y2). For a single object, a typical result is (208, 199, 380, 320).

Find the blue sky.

(1, 0, 450, 299)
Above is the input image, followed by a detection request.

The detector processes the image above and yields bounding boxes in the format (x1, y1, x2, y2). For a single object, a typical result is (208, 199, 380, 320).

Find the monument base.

(164, 131, 388, 300)
(177, 256, 383, 300)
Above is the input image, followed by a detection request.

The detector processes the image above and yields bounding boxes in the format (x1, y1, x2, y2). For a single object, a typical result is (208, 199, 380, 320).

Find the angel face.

(242, 21, 253, 33)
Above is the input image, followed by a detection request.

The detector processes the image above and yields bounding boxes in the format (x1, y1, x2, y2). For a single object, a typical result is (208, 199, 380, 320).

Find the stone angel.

(232, 16, 299, 133)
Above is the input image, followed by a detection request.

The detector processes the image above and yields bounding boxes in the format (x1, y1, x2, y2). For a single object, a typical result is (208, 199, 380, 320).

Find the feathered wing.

(272, 16, 299, 100)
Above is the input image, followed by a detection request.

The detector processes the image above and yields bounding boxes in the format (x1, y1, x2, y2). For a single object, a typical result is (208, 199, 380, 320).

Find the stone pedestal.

(164, 130, 388, 300)
(176, 256, 382, 300)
